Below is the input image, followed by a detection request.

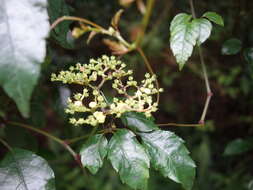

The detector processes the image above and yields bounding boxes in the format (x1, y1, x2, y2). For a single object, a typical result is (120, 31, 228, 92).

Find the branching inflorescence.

(51, 55, 162, 126)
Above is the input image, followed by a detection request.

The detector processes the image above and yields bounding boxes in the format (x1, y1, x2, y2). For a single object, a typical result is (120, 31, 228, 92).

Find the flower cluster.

(51, 55, 162, 126)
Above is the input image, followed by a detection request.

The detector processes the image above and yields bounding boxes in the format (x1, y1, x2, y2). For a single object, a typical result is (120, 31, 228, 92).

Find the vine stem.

(189, 0, 213, 124)
(6, 121, 81, 166)
(65, 134, 90, 144)
(50, 16, 133, 51)
(50, 16, 104, 31)
(158, 123, 204, 127)
(65, 125, 97, 145)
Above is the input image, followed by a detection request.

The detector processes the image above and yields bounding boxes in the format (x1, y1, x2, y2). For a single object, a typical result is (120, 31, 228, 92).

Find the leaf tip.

(179, 63, 185, 71)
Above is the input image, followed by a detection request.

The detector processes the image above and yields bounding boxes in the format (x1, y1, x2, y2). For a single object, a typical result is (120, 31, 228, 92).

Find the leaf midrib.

(11, 151, 29, 190)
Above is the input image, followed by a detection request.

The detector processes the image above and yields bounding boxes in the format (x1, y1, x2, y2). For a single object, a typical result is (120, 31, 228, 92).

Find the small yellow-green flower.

(93, 111, 106, 123)
(51, 55, 162, 127)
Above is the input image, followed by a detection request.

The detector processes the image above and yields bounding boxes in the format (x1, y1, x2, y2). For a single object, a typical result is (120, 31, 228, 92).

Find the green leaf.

(170, 13, 192, 30)
(108, 129, 150, 190)
(0, 148, 55, 190)
(224, 138, 253, 156)
(192, 18, 212, 45)
(48, 0, 74, 49)
(0, 0, 49, 117)
(121, 112, 158, 132)
(140, 130, 196, 190)
(203, 12, 224, 26)
(80, 134, 108, 174)
(222, 38, 242, 55)
(243, 48, 253, 64)
(170, 13, 199, 70)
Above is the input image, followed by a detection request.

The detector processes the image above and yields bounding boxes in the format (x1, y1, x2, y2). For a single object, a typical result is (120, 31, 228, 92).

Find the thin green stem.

(66, 134, 90, 144)
(112, 31, 133, 49)
(50, 16, 134, 52)
(135, 0, 155, 47)
(189, 0, 213, 124)
(68, 126, 98, 144)
(0, 138, 12, 151)
(7, 121, 78, 162)
(50, 16, 105, 31)
(158, 123, 204, 127)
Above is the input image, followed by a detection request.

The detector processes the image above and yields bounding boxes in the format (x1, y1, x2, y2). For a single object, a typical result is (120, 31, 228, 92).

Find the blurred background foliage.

(1, 0, 253, 189)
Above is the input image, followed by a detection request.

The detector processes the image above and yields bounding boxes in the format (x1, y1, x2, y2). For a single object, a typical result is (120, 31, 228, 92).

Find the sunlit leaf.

(0, 148, 55, 190)
(108, 129, 150, 190)
(170, 13, 199, 70)
(222, 38, 242, 55)
(0, 0, 49, 117)
(80, 134, 108, 174)
(121, 112, 158, 132)
(203, 12, 224, 26)
(192, 18, 212, 45)
(140, 130, 196, 190)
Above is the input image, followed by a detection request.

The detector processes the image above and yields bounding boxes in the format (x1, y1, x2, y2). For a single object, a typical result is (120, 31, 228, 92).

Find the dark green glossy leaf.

(121, 112, 158, 132)
(48, 0, 74, 49)
(222, 38, 242, 55)
(0, 148, 55, 190)
(108, 129, 150, 190)
(203, 12, 224, 26)
(244, 48, 253, 64)
(0, 0, 49, 117)
(170, 13, 199, 70)
(140, 130, 196, 190)
(192, 18, 212, 45)
(224, 138, 253, 156)
(80, 134, 108, 174)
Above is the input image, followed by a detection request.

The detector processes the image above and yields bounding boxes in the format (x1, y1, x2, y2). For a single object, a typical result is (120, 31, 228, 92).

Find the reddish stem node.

(208, 92, 213, 97)
(198, 120, 205, 125)
(63, 140, 70, 145)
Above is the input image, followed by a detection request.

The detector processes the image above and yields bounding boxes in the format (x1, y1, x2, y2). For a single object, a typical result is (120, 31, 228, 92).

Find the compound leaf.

(121, 112, 158, 132)
(108, 129, 150, 190)
(80, 134, 108, 174)
(0, 148, 55, 190)
(140, 130, 196, 190)
(0, 0, 49, 117)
